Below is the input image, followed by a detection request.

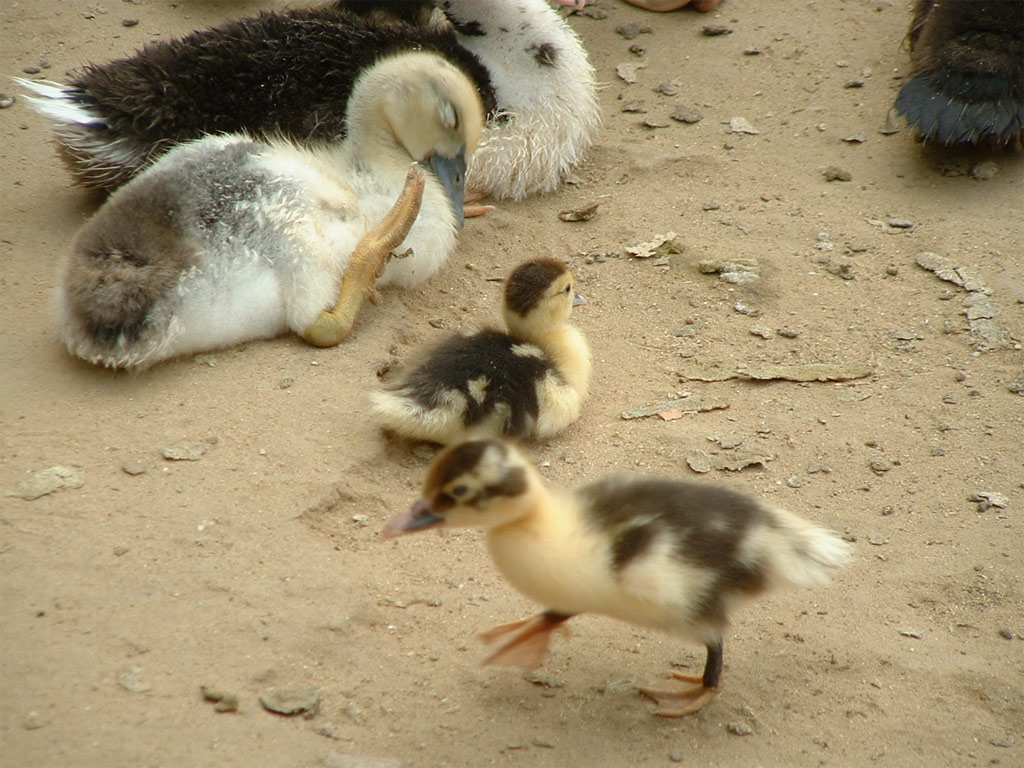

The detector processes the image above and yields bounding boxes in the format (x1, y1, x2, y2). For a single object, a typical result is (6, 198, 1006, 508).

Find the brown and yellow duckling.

(372, 259, 590, 444)
(385, 439, 852, 716)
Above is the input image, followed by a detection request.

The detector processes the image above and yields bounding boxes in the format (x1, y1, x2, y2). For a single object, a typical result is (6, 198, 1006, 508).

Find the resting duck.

(893, 0, 1023, 147)
(385, 439, 852, 716)
(57, 51, 483, 370)
(18, 0, 599, 200)
(371, 259, 590, 444)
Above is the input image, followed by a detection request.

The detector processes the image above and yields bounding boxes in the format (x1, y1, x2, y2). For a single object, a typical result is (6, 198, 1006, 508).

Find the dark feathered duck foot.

(303, 164, 426, 347)
(639, 673, 721, 717)
(479, 611, 573, 668)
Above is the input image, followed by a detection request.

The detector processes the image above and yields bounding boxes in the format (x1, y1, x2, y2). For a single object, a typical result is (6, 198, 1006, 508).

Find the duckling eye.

(451, 485, 469, 498)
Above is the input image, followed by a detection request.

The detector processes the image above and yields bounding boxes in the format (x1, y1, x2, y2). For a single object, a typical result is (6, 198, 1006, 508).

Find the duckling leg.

(638, 639, 723, 717)
(302, 164, 426, 347)
(479, 610, 573, 668)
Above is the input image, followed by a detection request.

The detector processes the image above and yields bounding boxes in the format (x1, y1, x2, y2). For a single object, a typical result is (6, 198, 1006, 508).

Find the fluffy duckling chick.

(894, 0, 1023, 147)
(57, 51, 483, 369)
(371, 259, 590, 444)
(18, 0, 598, 200)
(385, 439, 852, 716)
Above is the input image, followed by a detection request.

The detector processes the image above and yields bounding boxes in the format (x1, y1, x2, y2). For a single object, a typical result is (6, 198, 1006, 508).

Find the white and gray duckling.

(372, 259, 590, 444)
(385, 439, 852, 717)
(893, 0, 1023, 147)
(18, 0, 599, 200)
(57, 51, 483, 370)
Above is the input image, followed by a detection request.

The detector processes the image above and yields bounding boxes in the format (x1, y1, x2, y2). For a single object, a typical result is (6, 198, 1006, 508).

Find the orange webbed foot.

(478, 612, 572, 668)
(638, 671, 721, 717)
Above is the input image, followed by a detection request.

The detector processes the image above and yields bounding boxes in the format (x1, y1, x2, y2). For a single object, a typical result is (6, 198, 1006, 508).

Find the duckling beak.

(426, 147, 468, 229)
(573, 291, 587, 307)
(383, 498, 444, 538)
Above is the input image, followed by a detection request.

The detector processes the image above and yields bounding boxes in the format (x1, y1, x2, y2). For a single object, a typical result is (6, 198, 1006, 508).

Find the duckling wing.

(374, 330, 555, 441)
(576, 477, 850, 632)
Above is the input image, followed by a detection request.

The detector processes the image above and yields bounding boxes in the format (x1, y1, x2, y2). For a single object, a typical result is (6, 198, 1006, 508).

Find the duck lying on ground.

(57, 52, 482, 369)
(18, 0, 599, 200)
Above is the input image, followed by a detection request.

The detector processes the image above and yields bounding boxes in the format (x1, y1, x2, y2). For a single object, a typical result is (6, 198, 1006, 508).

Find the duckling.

(371, 259, 590, 444)
(385, 439, 852, 716)
(893, 0, 1023, 147)
(57, 51, 483, 369)
(18, 0, 598, 200)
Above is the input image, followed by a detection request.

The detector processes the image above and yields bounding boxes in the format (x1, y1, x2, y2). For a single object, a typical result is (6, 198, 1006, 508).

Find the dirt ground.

(2, 1, 1022, 766)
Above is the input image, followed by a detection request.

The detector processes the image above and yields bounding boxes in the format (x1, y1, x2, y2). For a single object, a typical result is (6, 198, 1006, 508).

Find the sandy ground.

(2, 1, 1023, 766)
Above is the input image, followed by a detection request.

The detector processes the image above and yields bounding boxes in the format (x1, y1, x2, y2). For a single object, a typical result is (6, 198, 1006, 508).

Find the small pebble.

(122, 461, 148, 476)
(777, 328, 799, 338)
(998, 628, 1014, 640)
(726, 721, 754, 736)
(823, 166, 852, 182)
(869, 458, 895, 475)
(702, 25, 733, 36)
(121, 18, 139, 27)
(970, 161, 998, 181)
(0, 93, 15, 109)
(412, 445, 436, 461)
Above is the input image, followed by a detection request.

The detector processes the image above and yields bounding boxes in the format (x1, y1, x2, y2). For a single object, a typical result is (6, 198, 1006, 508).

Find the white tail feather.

(13, 77, 105, 126)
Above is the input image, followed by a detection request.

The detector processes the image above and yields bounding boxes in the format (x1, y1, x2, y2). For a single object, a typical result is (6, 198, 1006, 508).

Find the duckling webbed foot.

(639, 638, 723, 717)
(303, 164, 425, 347)
(638, 673, 720, 717)
(479, 610, 573, 668)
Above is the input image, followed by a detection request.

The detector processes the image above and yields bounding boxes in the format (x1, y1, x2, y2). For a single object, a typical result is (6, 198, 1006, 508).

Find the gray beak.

(383, 498, 444, 538)
(427, 147, 467, 229)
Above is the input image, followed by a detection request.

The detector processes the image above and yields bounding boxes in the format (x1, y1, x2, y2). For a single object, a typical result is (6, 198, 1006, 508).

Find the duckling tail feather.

(757, 507, 853, 589)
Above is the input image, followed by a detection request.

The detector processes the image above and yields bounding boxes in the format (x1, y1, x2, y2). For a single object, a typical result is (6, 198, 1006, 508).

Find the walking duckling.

(371, 259, 590, 444)
(385, 439, 852, 716)
(18, 0, 599, 200)
(893, 0, 1023, 147)
(57, 51, 483, 369)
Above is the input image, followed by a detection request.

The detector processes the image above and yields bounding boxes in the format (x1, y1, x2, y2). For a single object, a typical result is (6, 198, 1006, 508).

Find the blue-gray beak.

(427, 147, 467, 229)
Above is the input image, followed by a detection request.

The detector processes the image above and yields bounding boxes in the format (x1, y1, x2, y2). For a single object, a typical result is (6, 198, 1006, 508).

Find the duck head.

(347, 51, 484, 227)
(385, 440, 539, 536)
(501, 258, 584, 341)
